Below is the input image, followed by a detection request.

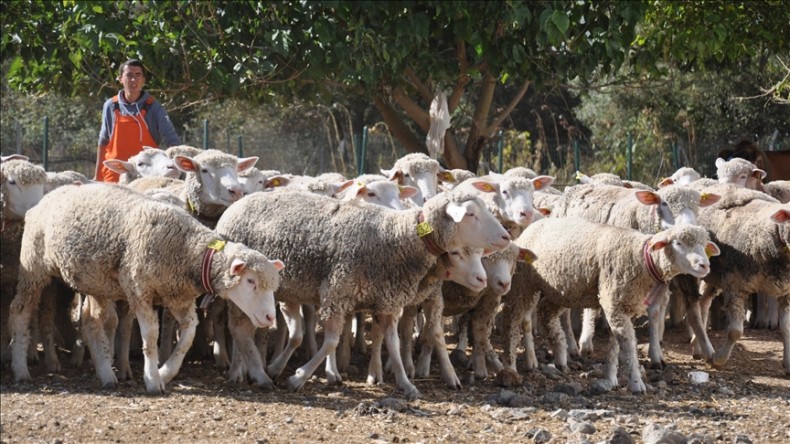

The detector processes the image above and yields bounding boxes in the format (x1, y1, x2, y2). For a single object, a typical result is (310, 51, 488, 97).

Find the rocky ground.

(2, 326, 789, 444)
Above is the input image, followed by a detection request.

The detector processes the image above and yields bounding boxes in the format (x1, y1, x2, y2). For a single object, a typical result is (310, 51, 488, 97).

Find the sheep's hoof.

(287, 376, 305, 392)
(102, 380, 119, 390)
(255, 380, 275, 391)
(400, 385, 421, 401)
(629, 381, 647, 394)
(449, 349, 469, 367)
(649, 360, 665, 370)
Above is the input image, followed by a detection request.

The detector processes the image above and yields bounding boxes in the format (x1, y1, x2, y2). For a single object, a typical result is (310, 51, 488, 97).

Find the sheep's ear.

(142, 145, 156, 152)
(230, 258, 247, 276)
(382, 168, 403, 183)
(173, 155, 199, 173)
(635, 190, 660, 206)
(236, 156, 259, 173)
(705, 242, 721, 258)
(576, 171, 589, 183)
(657, 177, 674, 188)
(470, 180, 499, 194)
(751, 168, 767, 181)
(265, 175, 290, 189)
(537, 207, 551, 216)
(699, 192, 721, 207)
(334, 180, 355, 196)
(268, 259, 285, 272)
(649, 239, 669, 251)
(437, 170, 456, 183)
(517, 247, 537, 264)
(623, 182, 634, 189)
(398, 185, 419, 199)
(531, 175, 555, 191)
(445, 201, 470, 222)
(715, 157, 727, 169)
(103, 159, 134, 174)
(770, 208, 790, 224)
(353, 182, 368, 197)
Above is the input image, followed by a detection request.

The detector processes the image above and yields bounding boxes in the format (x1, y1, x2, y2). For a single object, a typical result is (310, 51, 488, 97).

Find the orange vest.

(98, 95, 158, 182)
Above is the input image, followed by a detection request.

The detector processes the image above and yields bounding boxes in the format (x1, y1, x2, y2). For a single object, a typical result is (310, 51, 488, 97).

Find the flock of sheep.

(0, 146, 788, 401)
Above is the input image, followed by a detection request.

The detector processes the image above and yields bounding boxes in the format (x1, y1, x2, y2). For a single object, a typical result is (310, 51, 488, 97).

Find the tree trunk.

(374, 96, 426, 155)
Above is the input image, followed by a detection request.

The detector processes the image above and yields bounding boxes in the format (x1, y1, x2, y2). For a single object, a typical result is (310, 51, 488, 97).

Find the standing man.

(95, 59, 181, 182)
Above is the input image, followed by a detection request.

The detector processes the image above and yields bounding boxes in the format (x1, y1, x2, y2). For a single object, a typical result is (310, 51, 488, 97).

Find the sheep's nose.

(498, 280, 511, 292)
(476, 275, 487, 285)
(266, 313, 275, 323)
(519, 209, 533, 221)
(227, 186, 243, 201)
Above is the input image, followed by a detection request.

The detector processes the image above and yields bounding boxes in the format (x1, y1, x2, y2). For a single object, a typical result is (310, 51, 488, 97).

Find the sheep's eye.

(247, 278, 256, 285)
(450, 251, 461, 256)
(404, 173, 411, 178)
(367, 192, 376, 198)
(502, 190, 509, 196)
(7, 179, 16, 185)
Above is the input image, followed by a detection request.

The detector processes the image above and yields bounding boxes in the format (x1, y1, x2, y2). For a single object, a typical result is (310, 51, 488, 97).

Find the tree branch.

(374, 95, 426, 155)
(488, 78, 531, 133)
(392, 86, 431, 131)
(403, 66, 433, 103)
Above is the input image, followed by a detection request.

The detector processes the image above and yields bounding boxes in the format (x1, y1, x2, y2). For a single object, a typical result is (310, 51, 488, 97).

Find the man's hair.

(119, 59, 146, 78)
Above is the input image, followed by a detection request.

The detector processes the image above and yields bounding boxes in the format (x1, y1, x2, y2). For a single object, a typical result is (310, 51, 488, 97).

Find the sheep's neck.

(417, 212, 445, 256)
(642, 240, 666, 284)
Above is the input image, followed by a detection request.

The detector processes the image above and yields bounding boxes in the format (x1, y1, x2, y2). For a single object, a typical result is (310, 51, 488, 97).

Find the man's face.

(119, 65, 145, 97)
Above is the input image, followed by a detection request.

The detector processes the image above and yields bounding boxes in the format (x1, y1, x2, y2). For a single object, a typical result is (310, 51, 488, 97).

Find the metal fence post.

(42, 116, 49, 171)
(359, 126, 368, 174)
(203, 119, 209, 149)
(496, 129, 504, 173)
(626, 132, 633, 180)
(237, 136, 243, 157)
(573, 139, 580, 172)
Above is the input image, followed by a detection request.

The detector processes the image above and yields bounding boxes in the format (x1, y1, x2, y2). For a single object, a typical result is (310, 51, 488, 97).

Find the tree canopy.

(3, 1, 788, 170)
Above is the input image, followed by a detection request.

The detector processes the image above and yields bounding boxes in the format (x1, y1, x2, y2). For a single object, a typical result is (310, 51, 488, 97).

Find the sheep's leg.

(471, 294, 504, 379)
(413, 295, 436, 379)
(417, 292, 462, 388)
(712, 291, 747, 368)
(337, 312, 354, 372)
(68, 293, 86, 368)
(301, 304, 319, 359)
(353, 312, 368, 355)
(227, 302, 273, 389)
(80, 296, 118, 388)
(39, 284, 61, 372)
(378, 312, 420, 399)
(647, 286, 670, 369)
(9, 273, 50, 382)
(271, 306, 287, 358)
(578, 308, 598, 356)
(158, 302, 197, 385)
(503, 290, 539, 372)
(610, 312, 645, 394)
(255, 328, 269, 368)
(540, 303, 568, 372)
(561, 308, 580, 358)
(765, 295, 779, 330)
(159, 308, 176, 365)
(130, 301, 165, 394)
(211, 300, 230, 369)
(779, 296, 790, 375)
(366, 318, 385, 385)
(114, 302, 134, 381)
(450, 314, 471, 367)
(397, 306, 417, 380)
(267, 302, 303, 378)
(288, 315, 344, 392)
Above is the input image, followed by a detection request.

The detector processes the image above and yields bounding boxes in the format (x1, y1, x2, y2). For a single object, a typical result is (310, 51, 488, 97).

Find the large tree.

(3, 1, 787, 170)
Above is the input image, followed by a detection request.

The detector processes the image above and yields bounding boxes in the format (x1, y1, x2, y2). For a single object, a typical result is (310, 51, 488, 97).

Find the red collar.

(199, 240, 226, 310)
(642, 240, 665, 284)
(417, 212, 445, 257)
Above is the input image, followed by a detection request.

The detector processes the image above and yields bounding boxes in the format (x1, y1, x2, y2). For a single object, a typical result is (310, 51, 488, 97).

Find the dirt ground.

(2, 325, 789, 444)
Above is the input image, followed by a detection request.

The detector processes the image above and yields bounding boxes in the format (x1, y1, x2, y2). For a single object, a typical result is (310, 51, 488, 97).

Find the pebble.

(588, 379, 614, 395)
(608, 427, 635, 444)
(568, 420, 596, 435)
(541, 364, 563, 380)
(642, 423, 687, 444)
(554, 382, 583, 396)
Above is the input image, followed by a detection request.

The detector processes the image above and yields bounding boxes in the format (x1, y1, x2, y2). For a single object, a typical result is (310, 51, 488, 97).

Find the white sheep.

(689, 193, 789, 373)
(44, 170, 90, 193)
(554, 183, 720, 365)
(657, 167, 702, 188)
(438, 169, 477, 192)
(215, 184, 511, 398)
(381, 152, 452, 206)
(238, 168, 291, 195)
(1, 158, 47, 364)
(9, 183, 283, 394)
(416, 243, 534, 381)
(511, 217, 718, 393)
(103, 146, 180, 184)
(338, 174, 418, 209)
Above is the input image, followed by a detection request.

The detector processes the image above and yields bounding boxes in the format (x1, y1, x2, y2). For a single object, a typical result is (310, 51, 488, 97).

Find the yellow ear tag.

(207, 239, 226, 251)
(575, 171, 584, 180)
(357, 181, 365, 188)
(187, 198, 196, 213)
(271, 178, 281, 187)
(417, 221, 434, 237)
(520, 251, 535, 264)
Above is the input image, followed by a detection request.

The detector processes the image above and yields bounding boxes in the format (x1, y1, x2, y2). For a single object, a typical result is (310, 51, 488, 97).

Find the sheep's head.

(382, 153, 445, 206)
(649, 224, 719, 279)
(1, 158, 47, 220)
(174, 149, 258, 207)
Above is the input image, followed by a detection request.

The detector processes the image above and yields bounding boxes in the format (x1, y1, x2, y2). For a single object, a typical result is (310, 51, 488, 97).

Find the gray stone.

(374, 397, 408, 412)
(589, 379, 614, 395)
(687, 434, 715, 444)
(555, 382, 583, 396)
(541, 364, 564, 380)
(569, 421, 596, 434)
(734, 435, 753, 444)
(642, 423, 687, 444)
(608, 427, 635, 444)
(551, 409, 569, 420)
(542, 392, 570, 404)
